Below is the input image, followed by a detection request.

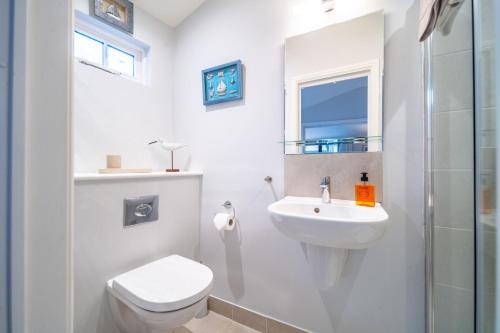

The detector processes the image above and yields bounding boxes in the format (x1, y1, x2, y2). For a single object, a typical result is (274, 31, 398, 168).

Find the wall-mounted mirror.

(284, 11, 384, 154)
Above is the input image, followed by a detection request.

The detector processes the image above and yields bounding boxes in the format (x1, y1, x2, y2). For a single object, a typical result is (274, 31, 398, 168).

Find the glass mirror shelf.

(281, 136, 382, 154)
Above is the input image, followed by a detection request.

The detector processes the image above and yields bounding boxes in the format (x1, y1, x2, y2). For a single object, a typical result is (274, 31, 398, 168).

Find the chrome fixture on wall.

(320, 176, 331, 203)
(221, 200, 236, 220)
(124, 195, 159, 227)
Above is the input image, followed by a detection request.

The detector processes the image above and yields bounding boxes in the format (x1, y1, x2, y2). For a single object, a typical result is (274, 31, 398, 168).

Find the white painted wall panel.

(74, 176, 202, 333)
(73, 6, 175, 173)
(24, 0, 73, 331)
(173, 1, 424, 332)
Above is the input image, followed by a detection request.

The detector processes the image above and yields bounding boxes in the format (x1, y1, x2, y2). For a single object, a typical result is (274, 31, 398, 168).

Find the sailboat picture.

(202, 60, 243, 106)
(217, 79, 227, 96)
(92, 0, 134, 34)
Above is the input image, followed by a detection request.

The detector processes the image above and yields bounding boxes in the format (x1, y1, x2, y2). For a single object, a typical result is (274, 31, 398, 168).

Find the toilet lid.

(110, 255, 213, 312)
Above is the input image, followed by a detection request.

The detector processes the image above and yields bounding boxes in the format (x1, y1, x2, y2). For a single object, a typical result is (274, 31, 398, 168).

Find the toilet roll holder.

(222, 201, 236, 219)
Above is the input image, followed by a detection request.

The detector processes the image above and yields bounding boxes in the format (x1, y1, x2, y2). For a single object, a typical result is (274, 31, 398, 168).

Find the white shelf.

(74, 171, 203, 182)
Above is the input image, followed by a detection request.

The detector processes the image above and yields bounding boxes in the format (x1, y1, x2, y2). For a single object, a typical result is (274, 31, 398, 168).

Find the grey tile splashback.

(285, 152, 383, 202)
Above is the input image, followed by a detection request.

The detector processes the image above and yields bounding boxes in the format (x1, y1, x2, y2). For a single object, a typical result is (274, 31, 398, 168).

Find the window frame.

(106, 44, 136, 77)
(74, 11, 149, 83)
(74, 30, 105, 66)
(287, 59, 382, 153)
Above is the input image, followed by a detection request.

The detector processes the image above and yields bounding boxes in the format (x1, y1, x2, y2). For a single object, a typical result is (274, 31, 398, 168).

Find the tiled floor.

(174, 311, 259, 333)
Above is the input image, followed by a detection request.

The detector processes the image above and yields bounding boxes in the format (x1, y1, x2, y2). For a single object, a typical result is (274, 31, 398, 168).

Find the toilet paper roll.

(213, 213, 235, 231)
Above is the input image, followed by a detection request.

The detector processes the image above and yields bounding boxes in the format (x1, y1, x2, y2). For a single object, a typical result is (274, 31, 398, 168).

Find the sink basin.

(268, 196, 389, 249)
(268, 196, 389, 289)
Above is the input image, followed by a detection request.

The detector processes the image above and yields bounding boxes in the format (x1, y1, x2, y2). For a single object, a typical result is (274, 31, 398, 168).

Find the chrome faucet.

(320, 176, 331, 203)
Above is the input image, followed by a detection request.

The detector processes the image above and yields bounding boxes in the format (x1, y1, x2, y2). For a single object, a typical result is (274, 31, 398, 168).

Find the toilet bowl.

(106, 255, 213, 333)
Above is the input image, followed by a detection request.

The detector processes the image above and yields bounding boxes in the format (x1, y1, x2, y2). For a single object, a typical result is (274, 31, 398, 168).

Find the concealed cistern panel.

(124, 195, 159, 227)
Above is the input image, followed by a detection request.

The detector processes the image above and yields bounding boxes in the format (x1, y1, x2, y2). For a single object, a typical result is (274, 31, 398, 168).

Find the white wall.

(74, 175, 202, 333)
(22, 0, 73, 331)
(173, 0, 424, 332)
(73, 1, 175, 173)
(72, 4, 205, 333)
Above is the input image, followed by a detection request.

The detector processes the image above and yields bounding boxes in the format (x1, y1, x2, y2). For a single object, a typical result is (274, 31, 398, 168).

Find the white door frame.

(10, 0, 74, 332)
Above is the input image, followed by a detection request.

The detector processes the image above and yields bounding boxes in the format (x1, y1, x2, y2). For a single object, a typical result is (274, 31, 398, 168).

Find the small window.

(74, 11, 149, 83)
(107, 45, 135, 77)
(74, 31, 104, 65)
(74, 30, 137, 79)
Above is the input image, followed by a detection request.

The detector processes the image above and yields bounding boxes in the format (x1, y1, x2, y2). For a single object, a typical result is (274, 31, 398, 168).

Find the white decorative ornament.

(148, 138, 187, 172)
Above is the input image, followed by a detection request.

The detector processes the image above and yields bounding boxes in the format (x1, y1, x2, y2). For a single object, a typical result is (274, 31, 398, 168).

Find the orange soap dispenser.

(355, 172, 375, 207)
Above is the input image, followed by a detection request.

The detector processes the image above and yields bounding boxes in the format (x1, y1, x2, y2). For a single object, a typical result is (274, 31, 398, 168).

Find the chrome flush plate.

(124, 195, 159, 227)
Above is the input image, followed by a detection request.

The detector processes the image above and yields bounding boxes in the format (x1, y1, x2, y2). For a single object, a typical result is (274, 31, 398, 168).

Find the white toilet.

(106, 255, 213, 333)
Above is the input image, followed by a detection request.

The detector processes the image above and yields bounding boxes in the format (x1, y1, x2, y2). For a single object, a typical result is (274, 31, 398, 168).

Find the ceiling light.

(321, 0, 335, 13)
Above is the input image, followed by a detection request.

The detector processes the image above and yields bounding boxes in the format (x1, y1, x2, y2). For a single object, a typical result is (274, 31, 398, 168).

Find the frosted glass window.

(74, 31, 104, 65)
(107, 45, 134, 76)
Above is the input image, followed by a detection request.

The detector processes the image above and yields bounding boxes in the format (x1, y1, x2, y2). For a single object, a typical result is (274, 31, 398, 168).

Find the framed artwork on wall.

(202, 60, 243, 106)
(91, 0, 134, 34)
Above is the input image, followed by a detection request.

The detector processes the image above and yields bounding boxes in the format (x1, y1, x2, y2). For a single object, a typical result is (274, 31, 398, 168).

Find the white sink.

(268, 196, 389, 289)
(268, 196, 389, 249)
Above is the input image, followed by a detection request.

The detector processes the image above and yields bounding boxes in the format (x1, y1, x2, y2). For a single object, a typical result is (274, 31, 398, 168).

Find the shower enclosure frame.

(1, 0, 15, 331)
(424, 0, 497, 331)
(423, 24, 478, 333)
(423, 34, 479, 333)
(423, 9, 477, 333)
(423, 34, 435, 333)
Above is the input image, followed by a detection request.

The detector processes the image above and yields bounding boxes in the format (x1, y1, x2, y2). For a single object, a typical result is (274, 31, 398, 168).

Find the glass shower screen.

(425, 0, 498, 332)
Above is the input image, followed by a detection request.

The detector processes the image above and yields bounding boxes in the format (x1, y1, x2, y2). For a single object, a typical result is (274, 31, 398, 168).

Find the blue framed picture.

(202, 60, 243, 106)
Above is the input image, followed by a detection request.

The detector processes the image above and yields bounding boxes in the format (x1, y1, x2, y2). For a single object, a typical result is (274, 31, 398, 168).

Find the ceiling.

(132, 0, 206, 27)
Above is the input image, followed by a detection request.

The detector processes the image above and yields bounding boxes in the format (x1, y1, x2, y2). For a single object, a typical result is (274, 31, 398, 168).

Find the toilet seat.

(109, 255, 213, 313)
